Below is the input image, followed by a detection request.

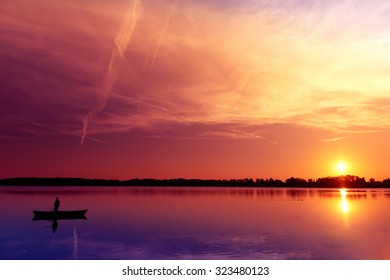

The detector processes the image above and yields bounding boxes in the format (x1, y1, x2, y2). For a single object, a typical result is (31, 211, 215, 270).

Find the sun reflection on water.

(340, 189, 349, 214)
(339, 188, 350, 227)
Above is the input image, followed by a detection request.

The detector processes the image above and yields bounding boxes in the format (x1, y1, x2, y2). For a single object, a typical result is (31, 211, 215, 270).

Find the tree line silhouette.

(1, 175, 390, 188)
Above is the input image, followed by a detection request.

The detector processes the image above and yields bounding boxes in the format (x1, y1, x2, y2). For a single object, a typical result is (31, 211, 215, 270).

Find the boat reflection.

(32, 209, 88, 233)
(52, 219, 58, 232)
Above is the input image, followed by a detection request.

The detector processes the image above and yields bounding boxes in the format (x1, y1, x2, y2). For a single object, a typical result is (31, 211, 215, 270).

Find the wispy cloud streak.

(148, 2, 177, 75)
(5, 115, 105, 143)
(81, 0, 142, 145)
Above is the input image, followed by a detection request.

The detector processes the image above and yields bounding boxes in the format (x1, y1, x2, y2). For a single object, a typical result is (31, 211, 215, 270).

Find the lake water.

(1, 186, 390, 260)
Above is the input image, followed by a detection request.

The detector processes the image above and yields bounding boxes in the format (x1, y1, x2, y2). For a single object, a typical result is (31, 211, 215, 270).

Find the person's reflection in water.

(54, 197, 60, 212)
(52, 219, 58, 233)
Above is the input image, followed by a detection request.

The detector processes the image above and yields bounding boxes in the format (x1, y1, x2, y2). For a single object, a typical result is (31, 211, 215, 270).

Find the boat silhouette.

(33, 209, 88, 221)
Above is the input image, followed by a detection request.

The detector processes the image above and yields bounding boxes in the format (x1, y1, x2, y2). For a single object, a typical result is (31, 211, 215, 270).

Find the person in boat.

(54, 197, 60, 212)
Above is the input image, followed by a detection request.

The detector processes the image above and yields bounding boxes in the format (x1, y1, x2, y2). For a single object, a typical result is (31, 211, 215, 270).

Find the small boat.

(33, 209, 88, 221)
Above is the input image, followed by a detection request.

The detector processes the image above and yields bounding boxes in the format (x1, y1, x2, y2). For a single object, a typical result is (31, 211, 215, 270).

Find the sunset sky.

(1, 0, 390, 180)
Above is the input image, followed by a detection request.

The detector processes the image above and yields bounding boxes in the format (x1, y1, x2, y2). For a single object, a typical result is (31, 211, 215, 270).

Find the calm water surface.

(1, 186, 390, 260)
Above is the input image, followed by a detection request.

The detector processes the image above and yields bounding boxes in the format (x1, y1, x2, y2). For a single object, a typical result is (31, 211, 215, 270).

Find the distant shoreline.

(0, 176, 389, 188)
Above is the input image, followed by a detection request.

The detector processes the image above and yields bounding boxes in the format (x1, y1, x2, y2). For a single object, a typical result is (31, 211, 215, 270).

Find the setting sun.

(337, 162, 347, 174)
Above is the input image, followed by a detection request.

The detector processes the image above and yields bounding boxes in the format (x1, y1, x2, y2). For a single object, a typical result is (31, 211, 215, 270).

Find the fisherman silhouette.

(54, 197, 60, 212)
